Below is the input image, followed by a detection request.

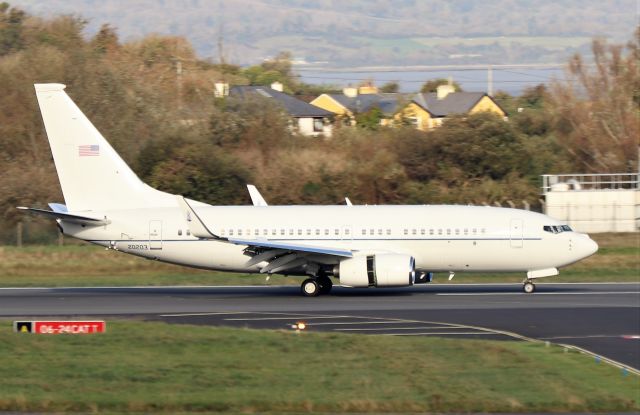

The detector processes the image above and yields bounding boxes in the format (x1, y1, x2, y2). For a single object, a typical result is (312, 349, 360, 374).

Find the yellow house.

(400, 84, 508, 130)
(310, 86, 406, 126)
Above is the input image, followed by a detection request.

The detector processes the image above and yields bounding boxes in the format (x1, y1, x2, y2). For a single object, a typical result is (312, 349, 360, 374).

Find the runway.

(1, 282, 638, 370)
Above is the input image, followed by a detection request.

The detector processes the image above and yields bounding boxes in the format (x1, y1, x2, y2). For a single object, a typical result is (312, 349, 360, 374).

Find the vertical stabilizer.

(34, 84, 174, 211)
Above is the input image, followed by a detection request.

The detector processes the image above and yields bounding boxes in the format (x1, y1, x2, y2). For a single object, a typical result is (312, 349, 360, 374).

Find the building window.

(313, 118, 324, 132)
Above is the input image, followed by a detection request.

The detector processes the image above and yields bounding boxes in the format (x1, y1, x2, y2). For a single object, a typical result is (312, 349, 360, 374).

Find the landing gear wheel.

(317, 276, 333, 295)
(301, 278, 320, 297)
(523, 280, 536, 294)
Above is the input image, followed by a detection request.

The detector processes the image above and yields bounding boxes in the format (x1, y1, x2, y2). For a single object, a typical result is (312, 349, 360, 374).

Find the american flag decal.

(78, 144, 99, 157)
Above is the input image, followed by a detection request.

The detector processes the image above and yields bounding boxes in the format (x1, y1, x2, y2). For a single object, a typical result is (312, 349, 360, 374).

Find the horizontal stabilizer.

(227, 237, 353, 258)
(175, 196, 220, 239)
(17, 207, 109, 226)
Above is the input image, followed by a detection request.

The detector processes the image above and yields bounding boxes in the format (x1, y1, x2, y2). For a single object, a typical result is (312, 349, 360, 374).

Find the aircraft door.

(149, 220, 163, 250)
(510, 219, 523, 248)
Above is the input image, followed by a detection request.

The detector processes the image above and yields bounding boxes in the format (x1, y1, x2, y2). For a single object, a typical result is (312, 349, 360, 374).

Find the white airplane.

(19, 84, 598, 296)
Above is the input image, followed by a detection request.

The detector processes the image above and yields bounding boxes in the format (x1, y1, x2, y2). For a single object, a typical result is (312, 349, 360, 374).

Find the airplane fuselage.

(62, 204, 596, 276)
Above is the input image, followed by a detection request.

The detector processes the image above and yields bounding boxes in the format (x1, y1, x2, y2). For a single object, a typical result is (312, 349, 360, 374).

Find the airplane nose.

(577, 235, 599, 259)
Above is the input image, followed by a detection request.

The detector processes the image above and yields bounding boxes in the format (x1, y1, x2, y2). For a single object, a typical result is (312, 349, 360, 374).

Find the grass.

(0, 321, 637, 413)
(0, 233, 637, 287)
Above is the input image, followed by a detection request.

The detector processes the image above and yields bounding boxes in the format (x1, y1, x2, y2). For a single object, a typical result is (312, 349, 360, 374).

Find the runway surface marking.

(160, 312, 250, 317)
(383, 332, 504, 336)
(436, 291, 640, 296)
(334, 327, 477, 331)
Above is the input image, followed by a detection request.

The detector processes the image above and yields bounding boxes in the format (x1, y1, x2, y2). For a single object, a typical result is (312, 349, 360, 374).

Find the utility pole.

(487, 64, 493, 96)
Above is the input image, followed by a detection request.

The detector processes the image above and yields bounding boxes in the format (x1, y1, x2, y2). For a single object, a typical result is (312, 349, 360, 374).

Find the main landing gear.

(301, 275, 333, 297)
(523, 279, 536, 294)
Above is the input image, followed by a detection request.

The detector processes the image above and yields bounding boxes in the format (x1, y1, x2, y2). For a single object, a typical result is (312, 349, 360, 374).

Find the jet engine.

(335, 254, 415, 288)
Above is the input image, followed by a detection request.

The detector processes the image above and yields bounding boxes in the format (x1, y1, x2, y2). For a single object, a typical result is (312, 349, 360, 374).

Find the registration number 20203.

(127, 244, 148, 250)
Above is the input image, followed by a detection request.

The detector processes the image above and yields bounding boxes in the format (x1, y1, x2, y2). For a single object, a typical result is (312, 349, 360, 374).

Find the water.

(295, 67, 567, 96)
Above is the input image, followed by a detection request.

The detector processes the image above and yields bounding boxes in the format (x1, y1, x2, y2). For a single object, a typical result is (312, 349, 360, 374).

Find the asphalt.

(1, 282, 638, 370)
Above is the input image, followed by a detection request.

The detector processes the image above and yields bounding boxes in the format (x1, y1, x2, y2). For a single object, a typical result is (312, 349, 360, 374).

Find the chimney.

(343, 86, 358, 98)
(358, 81, 378, 95)
(436, 84, 455, 100)
(214, 82, 229, 97)
(270, 81, 283, 92)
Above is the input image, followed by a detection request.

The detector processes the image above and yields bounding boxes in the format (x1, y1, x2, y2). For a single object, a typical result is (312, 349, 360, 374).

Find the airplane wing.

(247, 184, 268, 206)
(17, 207, 110, 226)
(176, 195, 353, 274)
(226, 237, 353, 258)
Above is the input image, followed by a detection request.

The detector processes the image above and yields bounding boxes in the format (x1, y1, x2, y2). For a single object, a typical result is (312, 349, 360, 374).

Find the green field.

(0, 321, 637, 413)
(0, 233, 636, 287)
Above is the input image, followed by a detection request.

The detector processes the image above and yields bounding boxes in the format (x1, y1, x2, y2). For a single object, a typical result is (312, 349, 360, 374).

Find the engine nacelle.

(337, 254, 415, 288)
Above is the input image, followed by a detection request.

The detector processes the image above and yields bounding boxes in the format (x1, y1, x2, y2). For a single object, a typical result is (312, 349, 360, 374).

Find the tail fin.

(34, 84, 174, 211)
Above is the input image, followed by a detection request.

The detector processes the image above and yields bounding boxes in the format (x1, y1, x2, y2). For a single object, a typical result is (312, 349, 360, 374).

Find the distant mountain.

(10, 0, 638, 66)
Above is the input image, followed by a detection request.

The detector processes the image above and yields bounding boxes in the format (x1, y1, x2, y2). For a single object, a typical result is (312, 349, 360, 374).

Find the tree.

(548, 27, 639, 173)
(380, 81, 399, 93)
(420, 78, 462, 93)
(0, 2, 25, 56)
(91, 23, 119, 54)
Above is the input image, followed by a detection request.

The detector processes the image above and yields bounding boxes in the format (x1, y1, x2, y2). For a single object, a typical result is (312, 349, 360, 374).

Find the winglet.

(175, 196, 220, 239)
(247, 184, 268, 206)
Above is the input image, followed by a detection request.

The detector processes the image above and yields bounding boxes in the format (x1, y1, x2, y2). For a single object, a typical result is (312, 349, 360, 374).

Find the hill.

(10, 0, 638, 66)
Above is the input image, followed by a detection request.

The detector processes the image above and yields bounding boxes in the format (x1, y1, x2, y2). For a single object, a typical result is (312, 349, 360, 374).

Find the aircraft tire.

(523, 280, 536, 294)
(318, 276, 333, 295)
(301, 278, 320, 297)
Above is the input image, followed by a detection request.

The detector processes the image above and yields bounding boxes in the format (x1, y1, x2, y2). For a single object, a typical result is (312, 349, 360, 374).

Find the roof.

(324, 93, 410, 116)
(229, 86, 333, 118)
(412, 92, 504, 117)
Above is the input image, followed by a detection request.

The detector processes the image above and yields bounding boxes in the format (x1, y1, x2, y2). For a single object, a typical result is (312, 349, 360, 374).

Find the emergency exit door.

(510, 219, 523, 248)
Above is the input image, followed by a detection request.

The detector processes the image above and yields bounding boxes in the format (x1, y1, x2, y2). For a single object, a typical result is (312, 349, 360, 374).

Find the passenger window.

(289, 229, 294, 236)
(298, 229, 302, 235)
(412, 229, 417, 235)
(438, 229, 443, 235)
(335, 229, 340, 236)
(455, 229, 460, 235)
(421, 229, 425, 235)
(429, 229, 434, 235)
(386, 229, 391, 235)
(271, 229, 276, 235)
(186, 230, 190, 236)
(255, 229, 259, 236)
(446, 229, 451, 235)
(229, 230, 234, 236)
(324, 229, 329, 236)
(316, 229, 320, 235)
(403, 229, 408, 235)
(345, 229, 350, 235)
(362, 229, 366, 235)
(178, 229, 182, 236)
(306, 229, 311, 236)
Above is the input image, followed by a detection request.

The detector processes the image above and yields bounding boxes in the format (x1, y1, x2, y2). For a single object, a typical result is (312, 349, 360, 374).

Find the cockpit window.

(544, 225, 573, 234)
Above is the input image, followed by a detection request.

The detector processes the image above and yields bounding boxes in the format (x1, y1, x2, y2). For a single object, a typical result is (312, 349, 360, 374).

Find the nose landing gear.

(523, 280, 536, 294)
